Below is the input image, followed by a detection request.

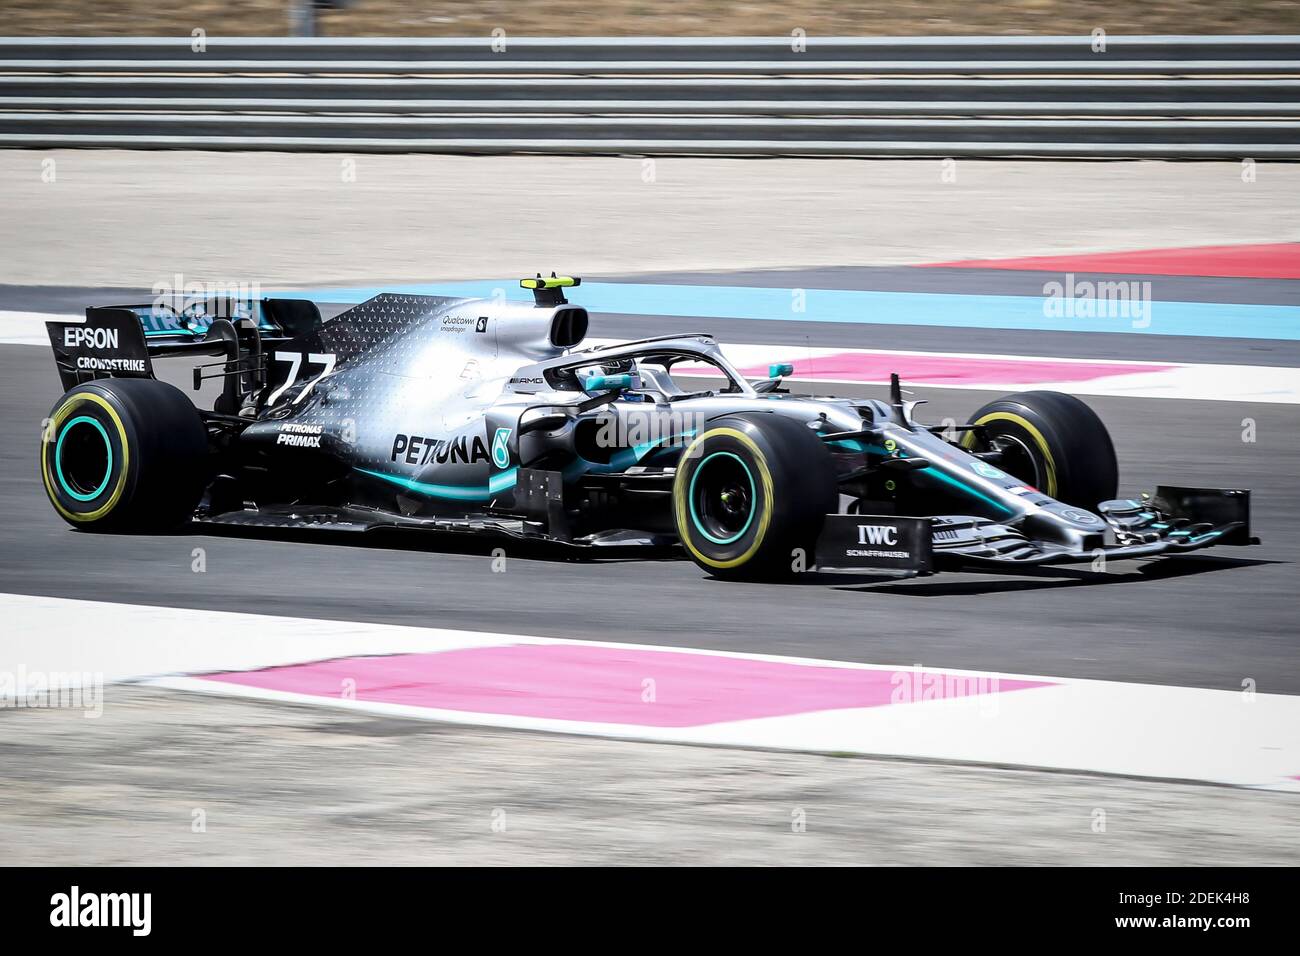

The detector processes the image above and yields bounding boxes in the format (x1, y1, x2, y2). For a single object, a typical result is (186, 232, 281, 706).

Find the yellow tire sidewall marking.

(962, 411, 1058, 497)
(41, 391, 130, 523)
(674, 426, 775, 570)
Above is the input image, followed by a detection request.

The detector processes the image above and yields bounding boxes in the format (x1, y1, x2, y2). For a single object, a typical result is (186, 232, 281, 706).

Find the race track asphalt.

(1, 284, 1295, 694)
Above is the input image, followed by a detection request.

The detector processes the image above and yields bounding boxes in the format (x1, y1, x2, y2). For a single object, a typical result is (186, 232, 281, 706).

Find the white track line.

(0, 311, 66, 346)
(2, 593, 1297, 791)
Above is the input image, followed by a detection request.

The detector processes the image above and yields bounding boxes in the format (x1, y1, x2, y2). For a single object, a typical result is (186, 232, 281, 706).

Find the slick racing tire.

(673, 413, 837, 581)
(961, 390, 1118, 509)
(40, 378, 209, 531)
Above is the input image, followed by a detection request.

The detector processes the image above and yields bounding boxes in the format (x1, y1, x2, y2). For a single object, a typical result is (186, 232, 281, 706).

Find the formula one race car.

(40, 275, 1257, 580)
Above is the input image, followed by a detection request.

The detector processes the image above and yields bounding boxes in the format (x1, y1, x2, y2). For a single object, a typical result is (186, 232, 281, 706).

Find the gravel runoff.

(1, 151, 1298, 288)
(2, 686, 1296, 866)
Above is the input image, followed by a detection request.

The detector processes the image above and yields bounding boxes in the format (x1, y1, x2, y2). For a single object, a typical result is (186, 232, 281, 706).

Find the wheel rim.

(54, 415, 113, 501)
(688, 451, 757, 545)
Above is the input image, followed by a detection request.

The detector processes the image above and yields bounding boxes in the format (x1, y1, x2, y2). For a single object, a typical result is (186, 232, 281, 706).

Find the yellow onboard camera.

(521, 273, 582, 306)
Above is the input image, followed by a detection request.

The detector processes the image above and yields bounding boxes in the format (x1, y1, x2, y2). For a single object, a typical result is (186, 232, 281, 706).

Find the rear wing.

(46, 297, 321, 393)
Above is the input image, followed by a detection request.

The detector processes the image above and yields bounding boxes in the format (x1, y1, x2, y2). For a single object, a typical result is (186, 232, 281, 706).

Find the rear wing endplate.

(46, 308, 154, 392)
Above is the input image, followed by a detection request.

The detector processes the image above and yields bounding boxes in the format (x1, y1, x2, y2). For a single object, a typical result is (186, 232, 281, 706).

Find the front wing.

(815, 486, 1256, 575)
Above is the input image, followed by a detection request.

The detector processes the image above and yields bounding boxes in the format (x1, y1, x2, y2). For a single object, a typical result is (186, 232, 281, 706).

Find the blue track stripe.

(273, 281, 1300, 341)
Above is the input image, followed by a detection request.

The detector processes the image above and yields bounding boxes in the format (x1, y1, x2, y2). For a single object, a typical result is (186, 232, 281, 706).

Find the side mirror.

(583, 372, 639, 392)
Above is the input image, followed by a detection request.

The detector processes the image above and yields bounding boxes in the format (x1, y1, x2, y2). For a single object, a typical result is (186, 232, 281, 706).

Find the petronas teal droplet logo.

(492, 427, 512, 468)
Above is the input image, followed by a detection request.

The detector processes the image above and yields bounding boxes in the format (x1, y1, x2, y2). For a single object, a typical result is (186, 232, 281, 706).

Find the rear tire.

(40, 378, 209, 531)
(961, 390, 1118, 508)
(672, 413, 837, 580)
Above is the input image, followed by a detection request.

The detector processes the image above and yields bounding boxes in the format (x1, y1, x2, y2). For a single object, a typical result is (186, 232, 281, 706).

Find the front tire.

(961, 390, 1118, 508)
(672, 414, 837, 580)
(40, 378, 209, 531)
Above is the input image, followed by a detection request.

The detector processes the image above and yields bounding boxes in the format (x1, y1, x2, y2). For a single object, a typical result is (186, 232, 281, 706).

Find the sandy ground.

(1, 151, 1298, 288)
(5, 0, 1298, 37)
(3, 686, 1297, 866)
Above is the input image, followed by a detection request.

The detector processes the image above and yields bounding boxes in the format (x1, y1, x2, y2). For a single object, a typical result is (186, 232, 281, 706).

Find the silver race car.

(40, 275, 1256, 579)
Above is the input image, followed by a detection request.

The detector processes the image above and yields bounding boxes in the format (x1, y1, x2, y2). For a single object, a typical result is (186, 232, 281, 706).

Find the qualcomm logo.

(857, 524, 899, 546)
(492, 427, 512, 468)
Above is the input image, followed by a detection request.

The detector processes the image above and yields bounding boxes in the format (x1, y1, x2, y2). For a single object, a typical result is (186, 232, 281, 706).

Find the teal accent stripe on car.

(565, 429, 700, 480)
(823, 435, 1013, 515)
(143, 324, 277, 338)
(924, 467, 1016, 515)
(356, 466, 518, 501)
(825, 438, 887, 455)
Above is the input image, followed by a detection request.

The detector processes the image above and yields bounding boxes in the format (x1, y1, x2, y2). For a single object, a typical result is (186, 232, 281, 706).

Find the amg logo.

(392, 433, 489, 466)
(63, 326, 119, 350)
(857, 524, 899, 546)
(50, 885, 151, 936)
